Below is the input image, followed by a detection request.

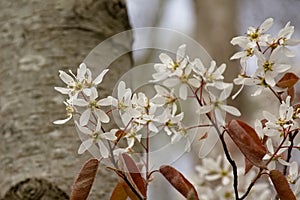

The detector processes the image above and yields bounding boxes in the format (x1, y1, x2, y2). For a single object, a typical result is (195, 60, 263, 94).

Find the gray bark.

(0, 0, 132, 199)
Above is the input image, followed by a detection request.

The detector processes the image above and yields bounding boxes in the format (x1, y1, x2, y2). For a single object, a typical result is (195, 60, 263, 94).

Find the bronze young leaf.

(70, 159, 99, 200)
(227, 120, 267, 169)
(269, 170, 296, 200)
(159, 165, 199, 200)
(121, 153, 147, 198)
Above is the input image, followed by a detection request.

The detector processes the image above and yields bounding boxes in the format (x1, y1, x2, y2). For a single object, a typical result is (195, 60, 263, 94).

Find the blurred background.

(126, 0, 300, 199)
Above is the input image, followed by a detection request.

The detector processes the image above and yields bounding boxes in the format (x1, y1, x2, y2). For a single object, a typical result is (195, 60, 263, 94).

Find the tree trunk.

(0, 0, 132, 199)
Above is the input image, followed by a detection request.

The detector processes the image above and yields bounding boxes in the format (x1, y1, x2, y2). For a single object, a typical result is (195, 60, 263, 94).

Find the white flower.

(152, 44, 188, 82)
(254, 119, 276, 138)
(263, 139, 290, 170)
(198, 85, 241, 125)
(196, 155, 232, 186)
(73, 87, 110, 126)
(99, 81, 132, 112)
(84, 68, 109, 95)
(54, 63, 109, 97)
(123, 124, 143, 149)
(157, 107, 184, 136)
(232, 75, 260, 99)
(163, 63, 199, 100)
(293, 178, 300, 198)
(230, 39, 254, 68)
(53, 99, 76, 124)
(276, 21, 300, 57)
(54, 63, 87, 97)
(263, 96, 294, 130)
(75, 121, 116, 158)
(288, 161, 298, 184)
(151, 85, 178, 111)
(232, 18, 273, 49)
(255, 48, 291, 86)
(193, 59, 227, 90)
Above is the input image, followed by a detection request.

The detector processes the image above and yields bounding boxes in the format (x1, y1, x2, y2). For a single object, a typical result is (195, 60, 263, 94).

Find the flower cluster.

(54, 44, 242, 159)
(152, 44, 241, 126)
(195, 155, 271, 200)
(54, 63, 116, 158)
(54, 63, 189, 157)
(54, 18, 300, 200)
(231, 18, 300, 97)
(227, 18, 300, 199)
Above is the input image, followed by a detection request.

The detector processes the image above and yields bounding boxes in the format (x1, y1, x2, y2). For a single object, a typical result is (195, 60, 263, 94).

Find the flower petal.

(98, 140, 109, 158)
(93, 69, 109, 85)
(80, 109, 91, 126)
(53, 115, 72, 124)
(95, 109, 110, 123)
(78, 139, 93, 154)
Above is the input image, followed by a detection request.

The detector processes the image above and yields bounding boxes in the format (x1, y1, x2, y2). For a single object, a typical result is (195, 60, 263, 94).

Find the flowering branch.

(53, 17, 300, 200)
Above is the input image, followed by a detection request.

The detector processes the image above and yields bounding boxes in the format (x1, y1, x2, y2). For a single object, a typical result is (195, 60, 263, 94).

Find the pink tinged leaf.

(227, 120, 267, 169)
(93, 69, 109, 85)
(159, 165, 199, 200)
(269, 170, 296, 200)
(70, 159, 99, 200)
(120, 153, 147, 198)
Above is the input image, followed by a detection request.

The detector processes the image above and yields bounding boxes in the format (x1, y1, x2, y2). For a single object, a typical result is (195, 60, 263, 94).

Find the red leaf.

(159, 165, 199, 200)
(288, 86, 295, 102)
(276, 72, 299, 88)
(120, 180, 140, 200)
(244, 157, 253, 175)
(70, 159, 99, 200)
(227, 120, 267, 169)
(110, 181, 128, 200)
(121, 153, 147, 197)
(269, 170, 296, 200)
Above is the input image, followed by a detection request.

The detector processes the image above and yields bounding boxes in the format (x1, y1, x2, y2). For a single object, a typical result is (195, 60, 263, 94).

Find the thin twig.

(283, 130, 298, 175)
